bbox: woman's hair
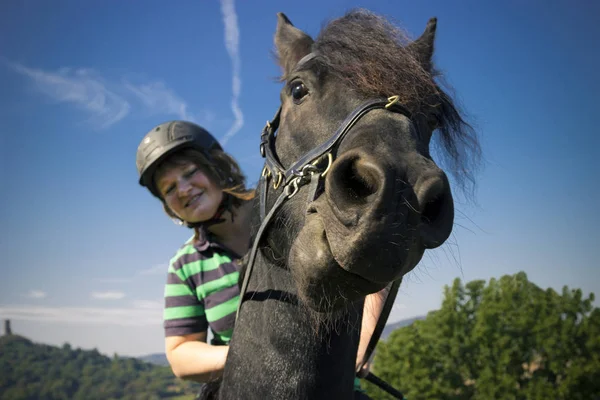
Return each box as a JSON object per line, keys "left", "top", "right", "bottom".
{"left": 153, "top": 147, "right": 256, "bottom": 224}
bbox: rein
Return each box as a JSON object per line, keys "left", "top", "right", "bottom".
{"left": 234, "top": 54, "right": 410, "bottom": 399}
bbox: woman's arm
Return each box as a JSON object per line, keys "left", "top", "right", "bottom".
{"left": 165, "top": 331, "right": 229, "bottom": 382}
{"left": 356, "top": 287, "right": 389, "bottom": 375}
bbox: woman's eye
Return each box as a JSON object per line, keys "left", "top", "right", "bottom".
{"left": 184, "top": 168, "right": 198, "bottom": 178}
{"left": 290, "top": 82, "right": 309, "bottom": 102}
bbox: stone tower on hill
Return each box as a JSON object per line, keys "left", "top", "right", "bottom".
{"left": 3, "top": 319, "right": 12, "bottom": 336}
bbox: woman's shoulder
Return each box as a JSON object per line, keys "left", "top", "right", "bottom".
{"left": 168, "top": 234, "right": 203, "bottom": 268}
{"left": 168, "top": 234, "right": 236, "bottom": 275}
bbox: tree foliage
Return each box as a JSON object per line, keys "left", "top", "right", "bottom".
{"left": 0, "top": 335, "right": 199, "bottom": 399}
{"left": 365, "top": 272, "right": 600, "bottom": 400}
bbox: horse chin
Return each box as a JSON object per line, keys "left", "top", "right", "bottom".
{"left": 288, "top": 213, "right": 387, "bottom": 313}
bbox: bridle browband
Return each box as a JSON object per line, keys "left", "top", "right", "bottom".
{"left": 234, "top": 52, "right": 411, "bottom": 399}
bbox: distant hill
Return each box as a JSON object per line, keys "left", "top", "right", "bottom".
{"left": 0, "top": 334, "right": 199, "bottom": 400}
{"left": 380, "top": 315, "right": 425, "bottom": 340}
{"left": 139, "top": 352, "right": 170, "bottom": 366}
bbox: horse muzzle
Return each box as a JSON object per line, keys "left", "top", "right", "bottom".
{"left": 308, "top": 147, "right": 454, "bottom": 284}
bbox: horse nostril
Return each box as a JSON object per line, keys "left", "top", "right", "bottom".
{"left": 421, "top": 188, "right": 444, "bottom": 225}
{"left": 329, "top": 154, "right": 382, "bottom": 207}
{"left": 416, "top": 174, "right": 454, "bottom": 249}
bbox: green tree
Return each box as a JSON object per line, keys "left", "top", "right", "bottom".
{"left": 365, "top": 272, "right": 600, "bottom": 400}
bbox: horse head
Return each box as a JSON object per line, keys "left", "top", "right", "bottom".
{"left": 257, "top": 10, "right": 478, "bottom": 313}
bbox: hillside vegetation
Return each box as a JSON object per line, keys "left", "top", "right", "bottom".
{"left": 0, "top": 335, "right": 200, "bottom": 400}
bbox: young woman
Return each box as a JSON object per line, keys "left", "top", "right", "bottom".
{"left": 135, "top": 120, "right": 387, "bottom": 388}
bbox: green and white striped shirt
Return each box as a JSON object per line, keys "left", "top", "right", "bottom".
{"left": 163, "top": 232, "right": 241, "bottom": 344}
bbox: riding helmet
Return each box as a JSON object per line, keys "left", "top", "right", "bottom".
{"left": 136, "top": 120, "right": 222, "bottom": 198}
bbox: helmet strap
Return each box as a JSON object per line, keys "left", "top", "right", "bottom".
{"left": 186, "top": 192, "right": 234, "bottom": 229}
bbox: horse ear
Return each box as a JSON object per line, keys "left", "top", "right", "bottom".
{"left": 275, "top": 12, "right": 314, "bottom": 76}
{"left": 408, "top": 17, "right": 437, "bottom": 72}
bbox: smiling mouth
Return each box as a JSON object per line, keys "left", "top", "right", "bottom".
{"left": 185, "top": 192, "right": 204, "bottom": 208}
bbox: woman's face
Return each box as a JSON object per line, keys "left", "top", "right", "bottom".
{"left": 155, "top": 161, "right": 223, "bottom": 223}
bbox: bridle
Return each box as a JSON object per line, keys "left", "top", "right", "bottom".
{"left": 236, "top": 94, "right": 411, "bottom": 316}
{"left": 234, "top": 52, "right": 411, "bottom": 399}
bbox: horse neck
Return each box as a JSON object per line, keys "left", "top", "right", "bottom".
{"left": 219, "top": 251, "right": 363, "bottom": 400}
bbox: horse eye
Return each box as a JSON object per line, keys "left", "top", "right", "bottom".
{"left": 291, "top": 82, "right": 309, "bottom": 102}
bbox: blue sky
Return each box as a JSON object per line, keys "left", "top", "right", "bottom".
{"left": 1, "top": 0, "right": 598, "bottom": 357}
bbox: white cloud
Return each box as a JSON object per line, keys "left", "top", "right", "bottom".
{"left": 137, "top": 264, "right": 167, "bottom": 276}
{"left": 94, "top": 263, "right": 167, "bottom": 286}
{"left": 125, "top": 80, "right": 193, "bottom": 121}
{"left": 95, "top": 278, "right": 132, "bottom": 284}
{"left": 26, "top": 290, "right": 47, "bottom": 299}
{"left": 6, "top": 60, "right": 213, "bottom": 129}
{"left": 91, "top": 291, "right": 125, "bottom": 300}
{"left": 8, "top": 62, "right": 131, "bottom": 129}
{"left": 131, "top": 299, "right": 163, "bottom": 310}
{"left": 219, "top": 0, "right": 244, "bottom": 146}
{"left": 0, "top": 301, "right": 162, "bottom": 327}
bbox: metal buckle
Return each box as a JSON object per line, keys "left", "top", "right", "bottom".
{"left": 311, "top": 153, "right": 332, "bottom": 177}
{"left": 261, "top": 166, "right": 271, "bottom": 178}
{"left": 285, "top": 178, "right": 300, "bottom": 198}
{"left": 301, "top": 164, "right": 319, "bottom": 176}
{"left": 385, "top": 95, "right": 400, "bottom": 109}
{"left": 273, "top": 172, "right": 283, "bottom": 190}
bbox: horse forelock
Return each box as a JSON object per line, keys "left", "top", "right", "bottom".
{"left": 308, "top": 8, "right": 482, "bottom": 199}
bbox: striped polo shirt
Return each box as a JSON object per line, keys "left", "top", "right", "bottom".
{"left": 162, "top": 230, "right": 365, "bottom": 392}
{"left": 163, "top": 230, "right": 241, "bottom": 344}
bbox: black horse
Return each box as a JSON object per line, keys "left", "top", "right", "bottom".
{"left": 206, "top": 9, "right": 481, "bottom": 400}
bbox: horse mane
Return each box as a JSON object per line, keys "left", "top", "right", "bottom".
{"left": 308, "top": 9, "right": 482, "bottom": 199}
